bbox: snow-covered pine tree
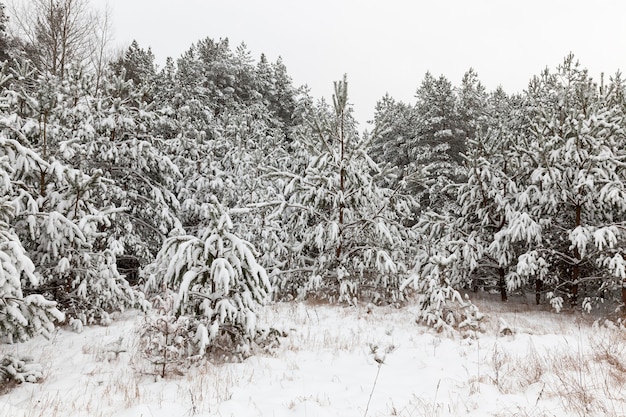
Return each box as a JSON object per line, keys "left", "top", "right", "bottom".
{"left": 62, "top": 69, "right": 182, "bottom": 268}
{"left": 413, "top": 57, "right": 626, "bottom": 315}
{"left": 456, "top": 140, "right": 514, "bottom": 302}
{"left": 370, "top": 71, "right": 484, "bottom": 216}
{"left": 401, "top": 79, "right": 517, "bottom": 331}
{"left": 0, "top": 135, "right": 64, "bottom": 342}
{"left": 0, "top": 63, "right": 147, "bottom": 325}
{"left": 270, "top": 75, "right": 417, "bottom": 304}
{"left": 369, "top": 94, "right": 424, "bottom": 201}
{"left": 411, "top": 72, "right": 466, "bottom": 213}
{"left": 453, "top": 89, "right": 530, "bottom": 302}
{"left": 400, "top": 208, "right": 484, "bottom": 333}
{"left": 267, "top": 56, "right": 301, "bottom": 132}
{"left": 150, "top": 40, "right": 303, "bottom": 297}
{"left": 135, "top": 40, "right": 292, "bottom": 355}
{"left": 144, "top": 197, "right": 272, "bottom": 356}
{"left": 516, "top": 55, "right": 626, "bottom": 310}
{"left": 370, "top": 94, "right": 420, "bottom": 170}
{"left": 110, "top": 40, "right": 156, "bottom": 90}
{"left": 139, "top": 40, "right": 285, "bottom": 339}
{"left": 0, "top": 3, "right": 10, "bottom": 63}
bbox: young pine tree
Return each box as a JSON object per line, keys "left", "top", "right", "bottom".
{"left": 271, "top": 75, "right": 417, "bottom": 304}
{"left": 0, "top": 135, "right": 64, "bottom": 342}
{"left": 144, "top": 197, "right": 272, "bottom": 356}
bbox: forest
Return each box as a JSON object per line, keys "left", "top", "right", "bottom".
{"left": 1, "top": 0, "right": 626, "bottom": 386}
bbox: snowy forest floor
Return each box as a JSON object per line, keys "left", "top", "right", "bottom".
{"left": 3, "top": 295, "right": 626, "bottom": 417}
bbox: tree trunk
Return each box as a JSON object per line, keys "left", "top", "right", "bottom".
{"left": 336, "top": 105, "right": 345, "bottom": 260}
{"left": 39, "top": 112, "right": 48, "bottom": 196}
{"left": 498, "top": 267, "right": 507, "bottom": 302}
{"left": 571, "top": 204, "right": 582, "bottom": 306}
{"left": 535, "top": 278, "right": 542, "bottom": 305}
{"left": 571, "top": 254, "right": 579, "bottom": 305}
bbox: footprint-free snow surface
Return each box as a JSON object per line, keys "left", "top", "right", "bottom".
{"left": 2, "top": 298, "right": 626, "bottom": 416}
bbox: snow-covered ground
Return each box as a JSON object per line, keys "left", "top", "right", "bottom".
{"left": 2, "top": 296, "right": 626, "bottom": 417}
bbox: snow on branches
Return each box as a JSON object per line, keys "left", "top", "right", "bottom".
{"left": 144, "top": 198, "right": 272, "bottom": 356}
{"left": 269, "top": 75, "right": 417, "bottom": 304}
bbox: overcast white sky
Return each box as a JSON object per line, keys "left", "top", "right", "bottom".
{"left": 93, "top": 0, "right": 625, "bottom": 126}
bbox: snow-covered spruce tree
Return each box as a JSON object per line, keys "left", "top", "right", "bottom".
{"left": 270, "top": 75, "right": 417, "bottom": 304}
{"left": 0, "top": 135, "right": 64, "bottom": 342}
{"left": 514, "top": 55, "right": 626, "bottom": 310}
{"left": 143, "top": 197, "right": 272, "bottom": 357}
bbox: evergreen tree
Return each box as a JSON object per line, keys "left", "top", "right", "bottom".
{"left": 0, "top": 134, "right": 64, "bottom": 341}
{"left": 269, "top": 57, "right": 300, "bottom": 130}
{"left": 0, "top": 63, "right": 152, "bottom": 323}
{"left": 516, "top": 55, "right": 626, "bottom": 309}
{"left": 400, "top": 211, "right": 484, "bottom": 333}
{"left": 144, "top": 197, "right": 272, "bottom": 355}
{"left": 271, "top": 75, "right": 416, "bottom": 303}
{"left": 110, "top": 40, "right": 156, "bottom": 88}
{"left": 412, "top": 72, "right": 466, "bottom": 212}
{"left": 427, "top": 56, "right": 626, "bottom": 313}
{"left": 455, "top": 111, "right": 526, "bottom": 302}
{"left": 0, "top": 2, "right": 10, "bottom": 63}
{"left": 370, "top": 94, "right": 420, "bottom": 171}
{"left": 457, "top": 68, "right": 489, "bottom": 143}
{"left": 62, "top": 70, "right": 182, "bottom": 269}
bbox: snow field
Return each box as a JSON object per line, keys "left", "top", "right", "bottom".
{"left": 2, "top": 298, "right": 626, "bottom": 416}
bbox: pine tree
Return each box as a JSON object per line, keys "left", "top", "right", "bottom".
{"left": 271, "top": 75, "right": 416, "bottom": 304}
{"left": 370, "top": 94, "right": 420, "bottom": 171}
{"left": 457, "top": 68, "right": 489, "bottom": 143}
{"left": 0, "top": 2, "right": 10, "bottom": 63}
{"left": 0, "top": 135, "right": 64, "bottom": 341}
{"left": 456, "top": 114, "right": 526, "bottom": 302}
{"left": 400, "top": 208, "right": 484, "bottom": 333}
{"left": 74, "top": 70, "right": 181, "bottom": 265}
{"left": 110, "top": 40, "right": 156, "bottom": 88}
{"left": 0, "top": 63, "right": 149, "bottom": 324}
{"left": 437, "top": 56, "right": 626, "bottom": 312}
{"left": 412, "top": 72, "right": 466, "bottom": 213}
{"left": 516, "top": 55, "right": 626, "bottom": 309}
{"left": 144, "top": 197, "right": 272, "bottom": 355}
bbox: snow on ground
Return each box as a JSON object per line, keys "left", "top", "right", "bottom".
{"left": 2, "top": 296, "right": 626, "bottom": 417}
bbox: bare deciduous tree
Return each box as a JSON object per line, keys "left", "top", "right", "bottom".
{"left": 87, "top": 2, "right": 113, "bottom": 94}
{"left": 8, "top": 0, "right": 110, "bottom": 79}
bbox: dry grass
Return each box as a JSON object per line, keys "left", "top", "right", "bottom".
{"left": 386, "top": 394, "right": 444, "bottom": 417}
{"left": 462, "top": 295, "right": 626, "bottom": 417}
{"left": 5, "top": 299, "right": 626, "bottom": 417}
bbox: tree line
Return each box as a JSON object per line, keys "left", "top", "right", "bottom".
{"left": 0, "top": 0, "right": 625, "bottom": 353}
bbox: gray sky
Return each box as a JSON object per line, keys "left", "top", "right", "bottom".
{"left": 94, "top": 0, "right": 625, "bottom": 126}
